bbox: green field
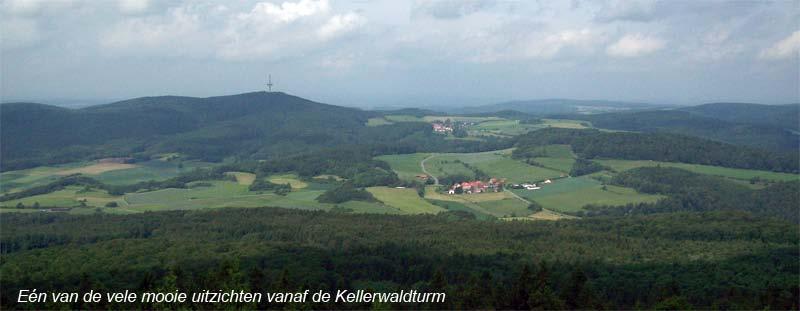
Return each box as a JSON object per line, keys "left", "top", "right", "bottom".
{"left": 0, "top": 186, "right": 122, "bottom": 208}
{"left": 425, "top": 158, "right": 477, "bottom": 178}
{"left": 534, "top": 144, "right": 575, "bottom": 158}
{"left": 435, "top": 150, "right": 564, "bottom": 183}
{"left": 375, "top": 153, "right": 431, "bottom": 181}
{"left": 476, "top": 198, "right": 532, "bottom": 218}
{"left": 379, "top": 151, "right": 564, "bottom": 184}
{"left": 596, "top": 159, "right": 800, "bottom": 182}
{"left": 0, "top": 162, "right": 90, "bottom": 194}
{"left": 540, "top": 119, "right": 591, "bottom": 129}
{"left": 267, "top": 173, "right": 308, "bottom": 189}
{"left": 422, "top": 116, "right": 503, "bottom": 123}
{"left": 424, "top": 185, "right": 530, "bottom": 218}
{"left": 533, "top": 157, "right": 575, "bottom": 173}
{"left": 94, "top": 160, "right": 212, "bottom": 185}
{"left": 366, "top": 117, "right": 393, "bottom": 126}
{"left": 512, "top": 176, "right": 663, "bottom": 213}
{"left": 228, "top": 172, "right": 256, "bottom": 185}
{"left": 367, "top": 187, "right": 444, "bottom": 214}
{"left": 384, "top": 115, "right": 425, "bottom": 122}
{"left": 471, "top": 120, "right": 541, "bottom": 136}
{"left": 0, "top": 159, "right": 214, "bottom": 195}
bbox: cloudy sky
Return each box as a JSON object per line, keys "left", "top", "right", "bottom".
{"left": 1, "top": 0, "right": 798, "bottom": 108}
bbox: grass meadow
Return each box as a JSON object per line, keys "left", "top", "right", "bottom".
{"left": 596, "top": 159, "right": 799, "bottom": 182}
{"left": 512, "top": 176, "right": 663, "bottom": 213}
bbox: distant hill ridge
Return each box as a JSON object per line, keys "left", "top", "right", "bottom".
{"left": 680, "top": 102, "right": 799, "bottom": 131}
{"left": 1, "top": 91, "right": 376, "bottom": 170}
{"left": 462, "top": 98, "right": 657, "bottom": 115}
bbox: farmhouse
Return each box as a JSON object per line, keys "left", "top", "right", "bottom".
{"left": 432, "top": 123, "right": 452, "bottom": 133}
{"left": 448, "top": 178, "right": 504, "bottom": 194}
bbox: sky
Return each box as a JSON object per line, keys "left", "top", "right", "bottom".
{"left": 1, "top": 0, "right": 798, "bottom": 108}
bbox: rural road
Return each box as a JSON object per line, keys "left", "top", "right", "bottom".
{"left": 420, "top": 154, "right": 439, "bottom": 185}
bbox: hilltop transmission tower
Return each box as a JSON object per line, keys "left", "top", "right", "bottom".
{"left": 266, "top": 75, "right": 274, "bottom": 92}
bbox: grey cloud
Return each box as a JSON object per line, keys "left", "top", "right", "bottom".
{"left": 411, "top": 0, "right": 496, "bottom": 19}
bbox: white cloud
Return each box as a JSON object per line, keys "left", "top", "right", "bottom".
{"left": 98, "top": 0, "right": 365, "bottom": 60}
{"left": 525, "top": 28, "right": 603, "bottom": 59}
{"left": 759, "top": 30, "right": 800, "bottom": 60}
{"left": 250, "top": 0, "right": 330, "bottom": 23}
{"left": 317, "top": 12, "right": 366, "bottom": 40}
{"left": 100, "top": 6, "right": 204, "bottom": 55}
{"left": 118, "top": 0, "right": 150, "bottom": 14}
{"left": 606, "top": 33, "right": 664, "bottom": 57}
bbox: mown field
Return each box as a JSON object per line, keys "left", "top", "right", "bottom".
{"left": 470, "top": 119, "right": 591, "bottom": 137}
{"left": 374, "top": 153, "right": 431, "bottom": 181}
{"left": 512, "top": 176, "right": 663, "bottom": 213}
{"left": 366, "top": 187, "right": 444, "bottom": 214}
{"left": 0, "top": 159, "right": 214, "bottom": 194}
{"left": 433, "top": 150, "right": 565, "bottom": 183}
{"left": 596, "top": 159, "right": 800, "bottom": 182}
{"left": 380, "top": 150, "right": 565, "bottom": 184}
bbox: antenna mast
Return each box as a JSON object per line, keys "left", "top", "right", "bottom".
{"left": 267, "top": 75, "right": 274, "bottom": 92}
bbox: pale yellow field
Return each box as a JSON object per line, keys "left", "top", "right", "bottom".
{"left": 425, "top": 189, "right": 512, "bottom": 203}
{"left": 56, "top": 163, "right": 137, "bottom": 175}
{"left": 502, "top": 210, "right": 576, "bottom": 221}
{"left": 227, "top": 172, "right": 256, "bottom": 186}
{"left": 268, "top": 174, "right": 308, "bottom": 189}
{"left": 314, "top": 174, "right": 345, "bottom": 181}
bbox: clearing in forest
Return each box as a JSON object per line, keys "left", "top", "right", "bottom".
{"left": 267, "top": 174, "right": 308, "bottom": 189}
{"left": 227, "top": 172, "right": 256, "bottom": 186}
{"left": 56, "top": 163, "right": 137, "bottom": 175}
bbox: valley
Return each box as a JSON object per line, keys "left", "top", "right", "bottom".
{"left": 1, "top": 92, "right": 798, "bottom": 310}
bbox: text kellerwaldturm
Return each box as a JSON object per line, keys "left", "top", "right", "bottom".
{"left": 18, "top": 289, "right": 446, "bottom": 304}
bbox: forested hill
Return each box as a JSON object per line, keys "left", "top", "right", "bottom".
{"left": 680, "top": 102, "right": 799, "bottom": 131}
{"left": 575, "top": 110, "right": 799, "bottom": 151}
{"left": 462, "top": 99, "right": 655, "bottom": 115}
{"left": 0, "top": 92, "right": 376, "bottom": 170}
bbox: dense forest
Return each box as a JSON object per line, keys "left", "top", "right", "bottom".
{"left": 579, "top": 167, "right": 800, "bottom": 222}
{"left": 571, "top": 110, "right": 799, "bottom": 152}
{"left": 1, "top": 208, "right": 797, "bottom": 310}
{"left": 513, "top": 128, "right": 799, "bottom": 173}
{"left": 680, "top": 102, "right": 799, "bottom": 131}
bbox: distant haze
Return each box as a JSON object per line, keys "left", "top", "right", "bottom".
{"left": 1, "top": 0, "right": 798, "bottom": 108}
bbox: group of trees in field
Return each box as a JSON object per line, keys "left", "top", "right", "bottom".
{"left": 1, "top": 208, "right": 797, "bottom": 310}
{"left": 316, "top": 183, "right": 377, "bottom": 204}
{"left": 513, "top": 128, "right": 799, "bottom": 173}
{"left": 569, "top": 158, "right": 606, "bottom": 176}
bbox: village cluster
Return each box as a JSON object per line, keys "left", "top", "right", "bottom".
{"left": 446, "top": 178, "right": 553, "bottom": 195}
{"left": 431, "top": 120, "right": 476, "bottom": 134}
{"left": 447, "top": 178, "right": 504, "bottom": 194}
